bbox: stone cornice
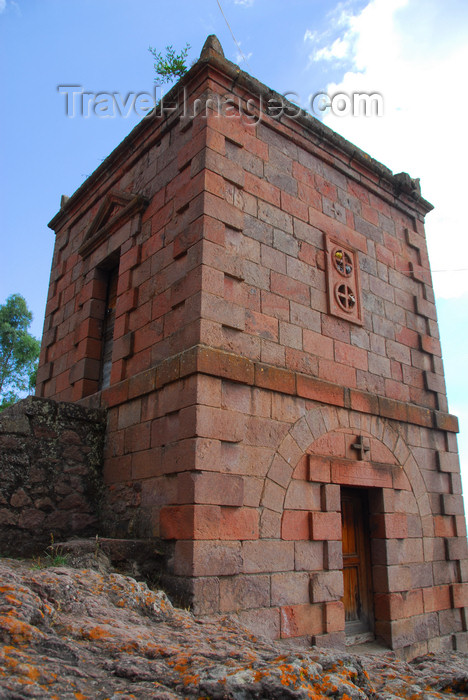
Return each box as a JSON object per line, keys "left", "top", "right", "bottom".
{"left": 85, "top": 344, "right": 458, "bottom": 434}
{"left": 49, "top": 36, "right": 432, "bottom": 234}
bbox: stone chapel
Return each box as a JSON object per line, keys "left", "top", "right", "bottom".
{"left": 36, "top": 36, "right": 468, "bottom": 657}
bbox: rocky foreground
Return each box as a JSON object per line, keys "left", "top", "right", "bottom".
{"left": 0, "top": 558, "right": 468, "bottom": 699}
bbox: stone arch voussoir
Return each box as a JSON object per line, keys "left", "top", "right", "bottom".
{"left": 260, "top": 403, "right": 432, "bottom": 528}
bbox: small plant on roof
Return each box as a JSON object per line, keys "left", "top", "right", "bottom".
{"left": 149, "top": 43, "right": 191, "bottom": 84}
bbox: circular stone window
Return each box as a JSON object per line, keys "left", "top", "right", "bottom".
{"left": 333, "top": 248, "right": 353, "bottom": 277}
{"left": 335, "top": 283, "right": 356, "bottom": 312}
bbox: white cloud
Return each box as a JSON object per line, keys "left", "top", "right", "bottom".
{"left": 0, "top": 0, "right": 7, "bottom": 13}
{"left": 308, "top": 0, "right": 468, "bottom": 299}
{"left": 304, "top": 29, "right": 317, "bottom": 42}
{"left": 232, "top": 39, "right": 252, "bottom": 66}
{"left": 314, "top": 36, "right": 351, "bottom": 62}
{"left": 451, "top": 403, "right": 468, "bottom": 510}
{"left": 236, "top": 49, "right": 253, "bottom": 64}
{"left": 233, "top": 0, "right": 254, "bottom": 6}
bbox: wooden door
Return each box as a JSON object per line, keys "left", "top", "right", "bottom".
{"left": 341, "top": 488, "right": 373, "bottom": 636}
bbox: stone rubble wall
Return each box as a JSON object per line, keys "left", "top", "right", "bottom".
{"left": 0, "top": 396, "right": 106, "bottom": 556}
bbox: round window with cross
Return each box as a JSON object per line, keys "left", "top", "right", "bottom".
{"left": 335, "top": 283, "right": 356, "bottom": 313}
{"left": 333, "top": 248, "right": 353, "bottom": 277}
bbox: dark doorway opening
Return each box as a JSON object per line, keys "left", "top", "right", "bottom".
{"left": 98, "top": 266, "right": 118, "bottom": 391}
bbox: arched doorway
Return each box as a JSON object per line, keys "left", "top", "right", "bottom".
{"left": 260, "top": 405, "right": 432, "bottom": 649}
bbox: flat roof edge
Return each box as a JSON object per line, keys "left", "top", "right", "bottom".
{"left": 49, "top": 38, "right": 433, "bottom": 231}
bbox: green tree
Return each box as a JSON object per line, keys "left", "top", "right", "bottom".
{"left": 148, "top": 43, "right": 191, "bottom": 84}
{"left": 0, "top": 294, "right": 41, "bottom": 411}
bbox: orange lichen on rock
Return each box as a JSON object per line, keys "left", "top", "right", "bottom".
{"left": 253, "top": 669, "right": 268, "bottom": 682}
{"left": 182, "top": 673, "right": 200, "bottom": 686}
{"left": 80, "top": 625, "right": 112, "bottom": 641}
{"left": 14, "top": 663, "right": 41, "bottom": 682}
{"left": 279, "top": 663, "right": 298, "bottom": 687}
{"left": 1, "top": 558, "right": 468, "bottom": 698}
{"left": 0, "top": 615, "right": 43, "bottom": 644}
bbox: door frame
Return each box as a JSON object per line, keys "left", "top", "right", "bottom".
{"left": 341, "top": 487, "right": 374, "bottom": 640}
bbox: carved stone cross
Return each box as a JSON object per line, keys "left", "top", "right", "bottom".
{"left": 351, "top": 435, "right": 370, "bottom": 461}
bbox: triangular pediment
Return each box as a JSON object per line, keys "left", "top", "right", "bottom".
{"left": 79, "top": 191, "right": 148, "bottom": 257}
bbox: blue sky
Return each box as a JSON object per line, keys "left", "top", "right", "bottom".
{"left": 1, "top": 0, "right": 467, "bottom": 500}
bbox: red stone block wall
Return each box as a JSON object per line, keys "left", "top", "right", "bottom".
{"left": 154, "top": 372, "right": 466, "bottom": 654}
{"left": 36, "top": 41, "right": 468, "bottom": 659}
{"left": 38, "top": 110, "right": 209, "bottom": 403}
{"left": 191, "top": 96, "right": 446, "bottom": 414}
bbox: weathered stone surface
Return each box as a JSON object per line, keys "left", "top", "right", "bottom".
{"left": 0, "top": 396, "right": 106, "bottom": 556}
{"left": 1, "top": 558, "right": 468, "bottom": 699}
{"left": 49, "top": 537, "right": 167, "bottom": 580}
